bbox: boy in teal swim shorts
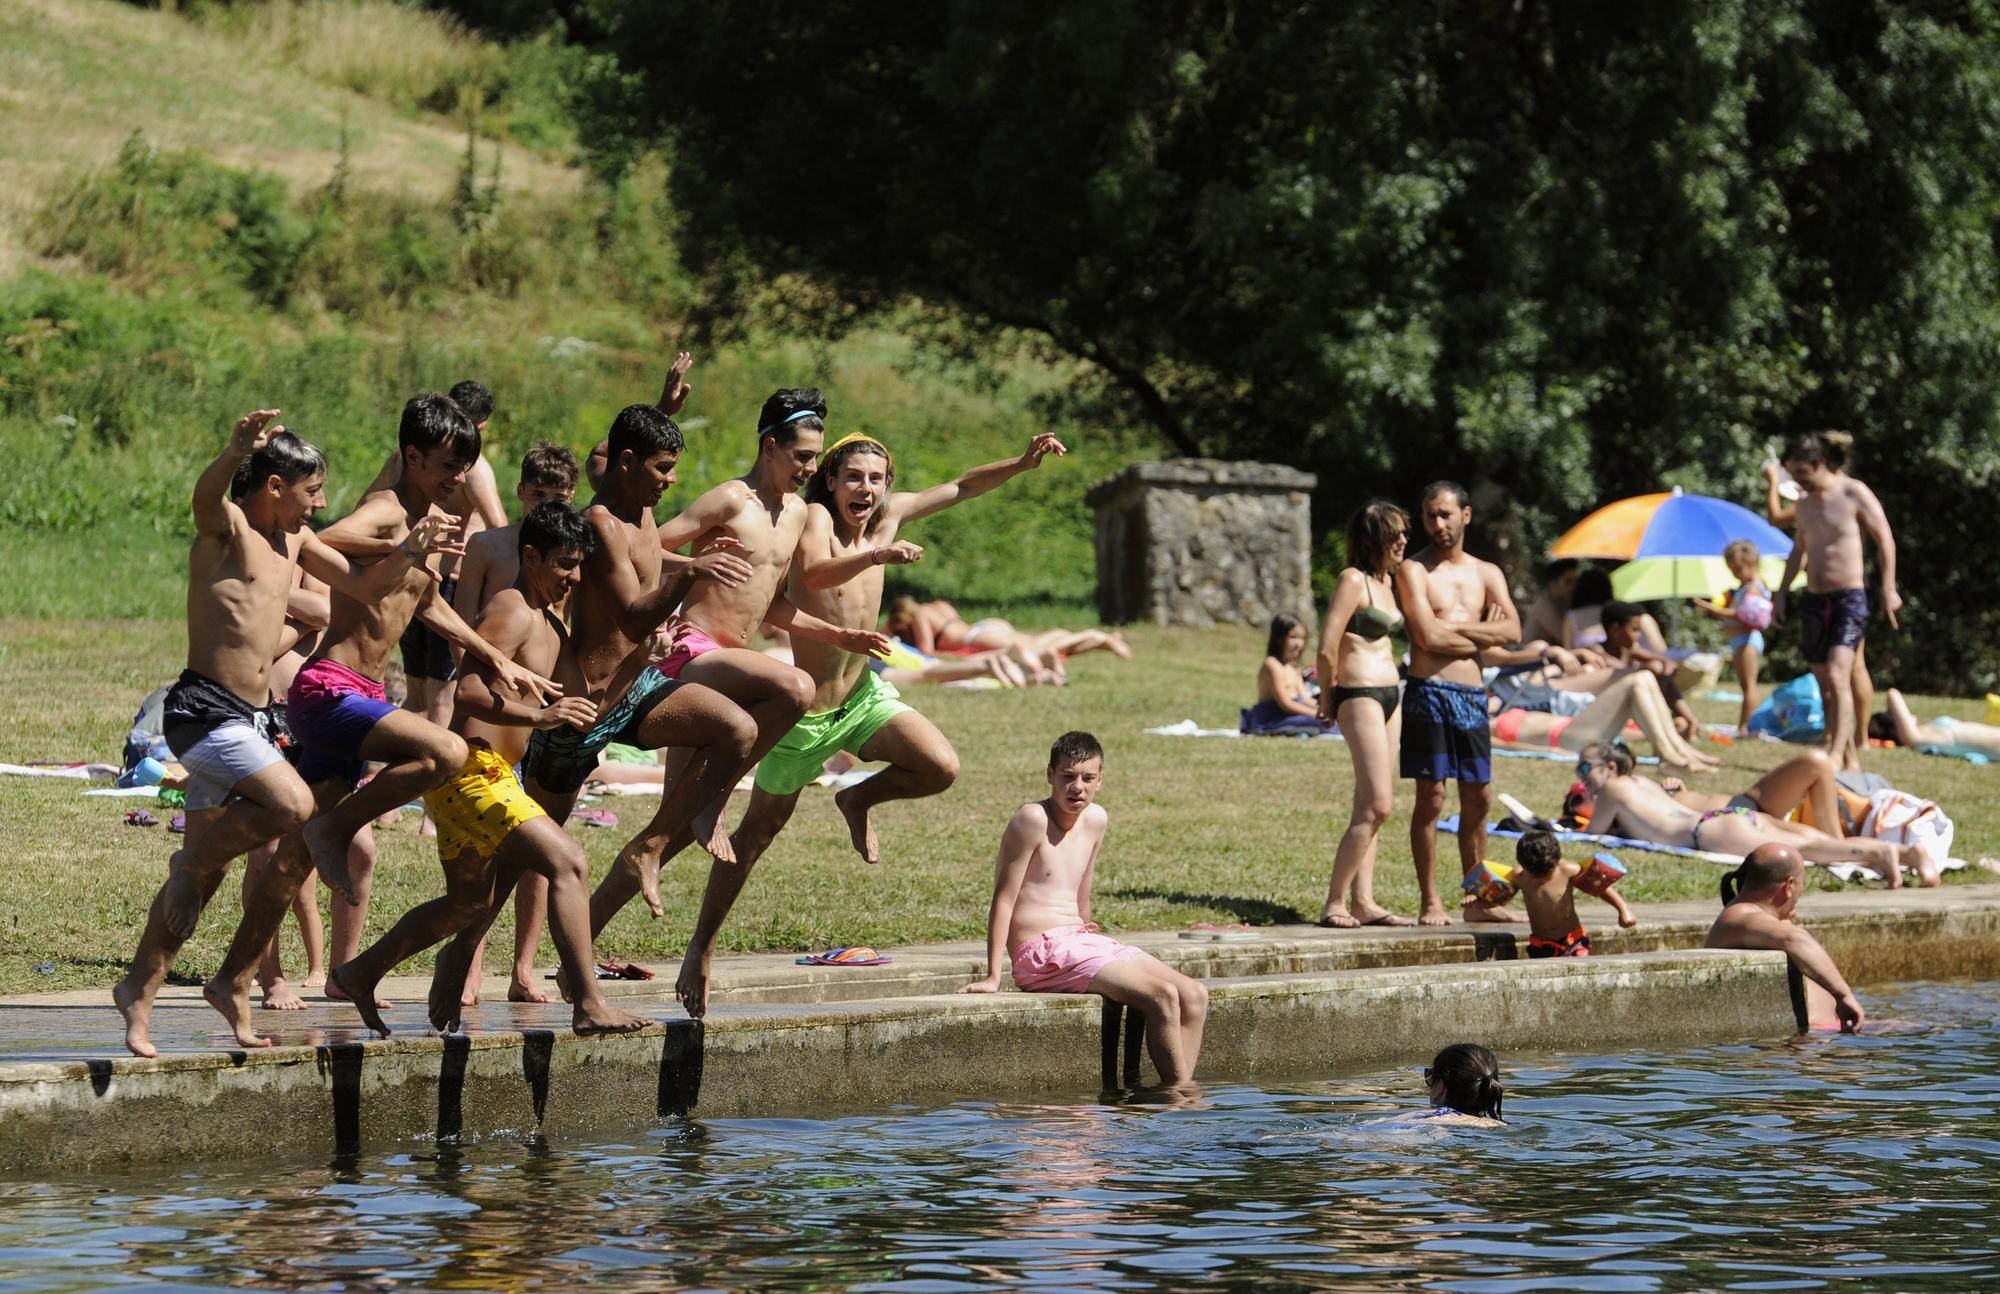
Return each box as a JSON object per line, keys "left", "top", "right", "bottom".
{"left": 670, "top": 426, "right": 1070, "bottom": 1018}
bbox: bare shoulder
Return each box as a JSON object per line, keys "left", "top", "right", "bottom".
{"left": 1013, "top": 800, "right": 1051, "bottom": 831}
{"left": 467, "top": 525, "right": 511, "bottom": 558}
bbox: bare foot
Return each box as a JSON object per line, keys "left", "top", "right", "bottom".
{"left": 1357, "top": 906, "right": 1416, "bottom": 927}
{"left": 161, "top": 851, "right": 205, "bottom": 940}
{"left": 675, "top": 951, "right": 711, "bottom": 1021}
{"left": 1317, "top": 908, "right": 1360, "bottom": 929}
{"left": 508, "top": 977, "right": 551, "bottom": 1005}
{"left": 460, "top": 981, "right": 481, "bottom": 1008}
{"left": 552, "top": 963, "right": 577, "bottom": 1004}
{"left": 614, "top": 838, "right": 667, "bottom": 918}
{"left": 305, "top": 817, "right": 359, "bottom": 905}
{"left": 302, "top": 972, "right": 327, "bottom": 989}
{"left": 1462, "top": 901, "right": 1525, "bottom": 924}
{"left": 202, "top": 976, "right": 273, "bottom": 1049}
{"left": 1107, "top": 632, "right": 1134, "bottom": 661}
{"left": 323, "top": 971, "right": 392, "bottom": 1011}
{"left": 328, "top": 965, "right": 391, "bottom": 1037}
{"left": 574, "top": 1001, "right": 651, "bottom": 1035}
{"left": 834, "top": 785, "right": 881, "bottom": 864}
{"left": 417, "top": 814, "right": 437, "bottom": 839}
{"left": 693, "top": 797, "right": 737, "bottom": 865}
{"left": 261, "top": 978, "right": 308, "bottom": 1011}
{"left": 1906, "top": 847, "right": 1942, "bottom": 888}
{"left": 1418, "top": 904, "right": 1453, "bottom": 928}
{"left": 113, "top": 979, "right": 158, "bottom": 1059}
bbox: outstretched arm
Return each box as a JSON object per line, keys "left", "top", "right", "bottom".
{"left": 795, "top": 504, "right": 924, "bottom": 591}
{"left": 450, "top": 600, "right": 597, "bottom": 732}
{"left": 193, "top": 409, "right": 282, "bottom": 541}
{"left": 892, "top": 433, "right": 1067, "bottom": 526}
{"left": 765, "top": 592, "right": 891, "bottom": 658}
{"left": 960, "top": 807, "right": 1040, "bottom": 992}
{"left": 1722, "top": 915, "right": 1862, "bottom": 1031}
{"left": 415, "top": 583, "right": 559, "bottom": 704}
{"left": 296, "top": 514, "right": 459, "bottom": 603}
{"left": 590, "top": 352, "right": 695, "bottom": 490}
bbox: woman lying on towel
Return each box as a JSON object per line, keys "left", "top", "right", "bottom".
{"left": 1489, "top": 669, "right": 1719, "bottom": 773}
{"left": 883, "top": 597, "right": 1132, "bottom": 681}
{"left": 1871, "top": 689, "right": 2000, "bottom": 760}
{"left": 1244, "top": 613, "right": 1334, "bottom": 735}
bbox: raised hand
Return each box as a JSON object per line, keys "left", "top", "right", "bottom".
{"left": 405, "top": 513, "right": 467, "bottom": 560}
{"left": 496, "top": 660, "right": 561, "bottom": 706}
{"left": 229, "top": 408, "right": 283, "bottom": 457}
{"left": 1021, "top": 432, "right": 1068, "bottom": 467}
{"left": 659, "top": 350, "right": 696, "bottom": 415}
{"left": 836, "top": 627, "right": 893, "bottom": 660}
{"left": 537, "top": 696, "right": 598, "bottom": 731}
{"left": 874, "top": 541, "right": 923, "bottom": 566}
{"left": 690, "top": 534, "right": 753, "bottom": 586}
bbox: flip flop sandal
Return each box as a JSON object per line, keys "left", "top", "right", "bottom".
{"left": 123, "top": 809, "right": 160, "bottom": 828}
{"left": 595, "top": 957, "right": 655, "bottom": 981}
{"left": 576, "top": 808, "right": 620, "bottom": 828}
{"left": 169, "top": 812, "right": 187, "bottom": 834}
{"left": 794, "top": 947, "right": 894, "bottom": 966}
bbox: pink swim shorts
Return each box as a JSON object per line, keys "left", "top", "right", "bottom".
{"left": 657, "top": 624, "right": 723, "bottom": 679}
{"left": 1009, "top": 923, "right": 1144, "bottom": 994}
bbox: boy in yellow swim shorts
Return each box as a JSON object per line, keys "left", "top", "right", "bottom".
{"left": 671, "top": 427, "right": 1070, "bottom": 1020}
{"left": 329, "top": 504, "right": 651, "bottom": 1040}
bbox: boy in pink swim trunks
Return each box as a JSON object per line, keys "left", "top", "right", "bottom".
{"left": 960, "top": 731, "right": 1209, "bottom": 1085}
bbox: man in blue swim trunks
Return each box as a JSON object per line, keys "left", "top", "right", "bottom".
{"left": 1398, "top": 480, "right": 1522, "bottom": 927}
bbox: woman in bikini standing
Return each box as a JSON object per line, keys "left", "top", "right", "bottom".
{"left": 1315, "top": 500, "right": 1415, "bottom": 927}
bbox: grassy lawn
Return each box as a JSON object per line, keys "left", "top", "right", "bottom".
{"left": 2, "top": 617, "right": 1993, "bottom": 995}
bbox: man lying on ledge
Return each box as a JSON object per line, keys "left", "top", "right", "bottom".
{"left": 1706, "top": 843, "right": 1863, "bottom": 1033}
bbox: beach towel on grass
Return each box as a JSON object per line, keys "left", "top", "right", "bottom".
{"left": 1142, "top": 722, "right": 1657, "bottom": 764}
{"left": 1438, "top": 814, "right": 1739, "bottom": 863}
{"left": 3, "top": 762, "right": 120, "bottom": 780}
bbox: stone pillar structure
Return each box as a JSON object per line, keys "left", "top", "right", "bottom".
{"left": 1084, "top": 459, "right": 1317, "bottom": 627}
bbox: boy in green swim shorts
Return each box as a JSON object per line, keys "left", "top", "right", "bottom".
{"left": 671, "top": 427, "right": 1070, "bottom": 1018}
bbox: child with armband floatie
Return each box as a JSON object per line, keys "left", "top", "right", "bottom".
{"left": 1504, "top": 830, "right": 1637, "bottom": 957}
{"left": 1693, "top": 539, "right": 1771, "bottom": 735}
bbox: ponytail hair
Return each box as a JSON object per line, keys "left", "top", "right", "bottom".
{"left": 1720, "top": 866, "right": 1743, "bottom": 906}
{"left": 1428, "top": 1042, "right": 1505, "bottom": 1121}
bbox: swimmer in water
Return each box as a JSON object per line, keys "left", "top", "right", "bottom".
{"left": 1417, "top": 1042, "right": 1506, "bottom": 1124}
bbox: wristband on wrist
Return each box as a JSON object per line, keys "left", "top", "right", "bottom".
{"left": 399, "top": 538, "right": 419, "bottom": 560}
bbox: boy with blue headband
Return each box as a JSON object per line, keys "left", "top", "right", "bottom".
{"left": 670, "top": 426, "right": 1067, "bottom": 1018}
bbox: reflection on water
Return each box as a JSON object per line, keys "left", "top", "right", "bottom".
{"left": 5, "top": 980, "right": 1999, "bottom": 1291}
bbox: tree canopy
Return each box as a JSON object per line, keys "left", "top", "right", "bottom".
{"left": 583, "top": 0, "right": 2000, "bottom": 691}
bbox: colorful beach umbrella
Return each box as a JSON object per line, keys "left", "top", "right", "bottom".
{"left": 1550, "top": 488, "right": 1793, "bottom": 565}
{"left": 1609, "top": 554, "right": 1799, "bottom": 602}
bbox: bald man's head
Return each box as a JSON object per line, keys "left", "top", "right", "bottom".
{"left": 1721, "top": 843, "right": 1804, "bottom": 906}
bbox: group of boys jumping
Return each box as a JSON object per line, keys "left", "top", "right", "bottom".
{"left": 112, "top": 357, "right": 1093, "bottom": 1059}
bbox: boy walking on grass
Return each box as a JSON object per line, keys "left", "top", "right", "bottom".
{"left": 960, "top": 731, "right": 1209, "bottom": 1086}
{"left": 1512, "top": 830, "right": 1636, "bottom": 958}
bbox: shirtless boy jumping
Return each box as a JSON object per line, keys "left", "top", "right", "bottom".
{"left": 960, "top": 731, "right": 1209, "bottom": 1086}
{"left": 672, "top": 429, "right": 1067, "bottom": 1016}
{"left": 113, "top": 411, "right": 453, "bottom": 1056}
{"left": 1774, "top": 431, "right": 1899, "bottom": 772}
{"left": 1397, "top": 481, "right": 1522, "bottom": 925}
{"left": 330, "top": 503, "right": 648, "bottom": 1040}
{"left": 584, "top": 388, "right": 889, "bottom": 939}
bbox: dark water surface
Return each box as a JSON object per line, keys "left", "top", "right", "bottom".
{"left": 4, "top": 979, "right": 1998, "bottom": 1292}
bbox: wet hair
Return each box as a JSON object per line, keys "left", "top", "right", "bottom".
{"left": 1542, "top": 557, "right": 1580, "bottom": 584}
{"left": 1720, "top": 845, "right": 1801, "bottom": 905}
{"left": 230, "top": 430, "right": 327, "bottom": 499}
{"left": 1048, "top": 730, "right": 1104, "bottom": 771}
{"left": 1570, "top": 568, "right": 1613, "bottom": 610}
{"left": 805, "top": 437, "right": 895, "bottom": 537}
{"left": 517, "top": 500, "right": 596, "bottom": 557}
{"left": 1722, "top": 539, "right": 1759, "bottom": 570}
{"left": 1601, "top": 600, "right": 1643, "bottom": 630}
{"left": 1265, "top": 612, "right": 1306, "bottom": 660}
{"left": 1515, "top": 830, "right": 1561, "bottom": 877}
{"left": 1782, "top": 430, "right": 1853, "bottom": 473}
{"left": 1581, "top": 739, "right": 1636, "bottom": 776}
{"left": 399, "top": 393, "right": 481, "bottom": 465}
{"left": 448, "top": 379, "right": 494, "bottom": 425}
{"left": 1346, "top": 499, "right": 1409, "bottom": 577}
{"left": 519, "top": 441, "right": 579, "bottom": 492}
{"left": 1421, "top": 479, "right": 1469, "bottom": 510}
{"left": 606, "top": 404, "right": 683, "bottom": 467}
{"left": 757, "top": 388, "right": 828, "bottom": 446}
{"left": 1428, "top": 1042, "right": 1505, "bottom": 1121}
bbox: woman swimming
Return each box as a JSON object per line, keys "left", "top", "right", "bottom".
{"left": 1316, "top": 500, "right": 1412, "bottom": 927}
{"left": 1418, "top": 1042, "right": 1506, "bottom": 1123}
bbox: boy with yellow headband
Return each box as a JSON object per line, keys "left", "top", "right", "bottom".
{"left": 671, "top": 427, "right": 1067, "bottom": 1017}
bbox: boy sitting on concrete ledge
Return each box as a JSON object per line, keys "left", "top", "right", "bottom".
{"left": 960, "top": 730, "right": 1209, "bottom": 1084}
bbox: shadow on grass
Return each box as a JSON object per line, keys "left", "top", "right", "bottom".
{"left": 1102, "top": 888, "right": 1306, "bottom": 926}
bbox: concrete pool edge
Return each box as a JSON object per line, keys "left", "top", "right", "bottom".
{"left": 4, "top": 949, "right": 1795, "bottom": 1170}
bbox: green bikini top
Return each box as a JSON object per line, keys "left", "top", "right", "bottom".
{"left": 1350, "top": 576, "right": 1404, "bottom": 641}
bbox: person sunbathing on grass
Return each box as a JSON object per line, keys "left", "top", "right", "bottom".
{"left": 1488, "top": 668, "right": 1719, "bottom": 773}
{"left": 1706, "top": 843, "right": 1863, "bottom": 1032}
{"left": 112, "top": 411, "right": 456, "bottom": 1058}
{"left": 884, "top": 597, "right": 1133, "bottom": 682}
{"left": 1870, "top": 689, "right": 2000, "bottom": 761}
{"left": 329, "top": 503, "right": 648, "bottom": 1039}
{"left": 1577, "top": 741, "right": 1937, "bottom": 886}
{"left": 672, "top": 429, "right": 1067, "bottom": 1018}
